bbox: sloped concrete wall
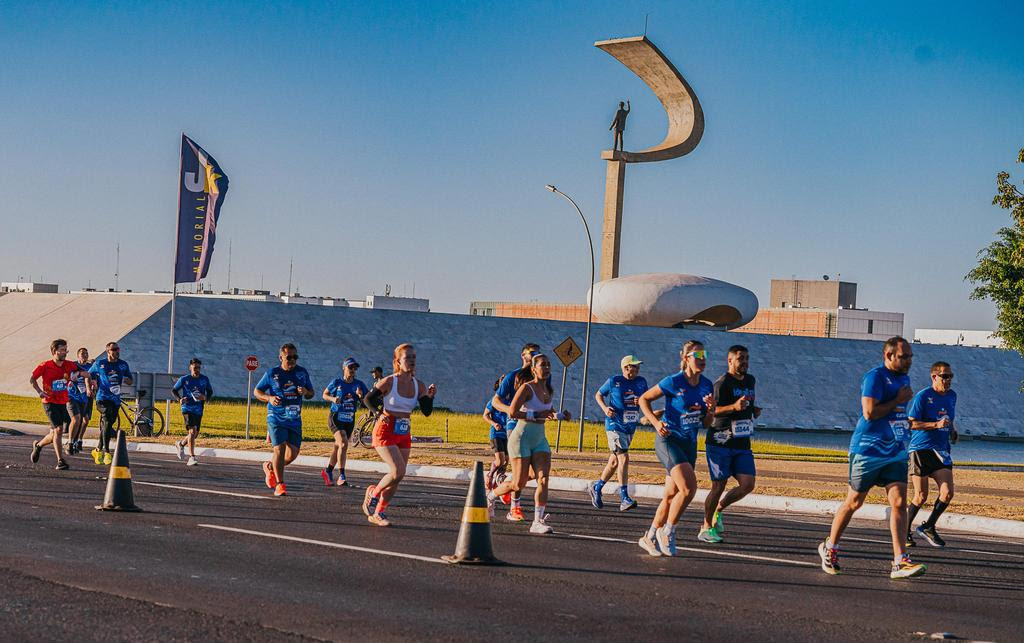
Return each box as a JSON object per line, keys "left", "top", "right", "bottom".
{"left": 0, "top": 293, "right": 170, "bottom": 396}
{"left": 113, "top": 296, "right": 1024, "bottom": 438}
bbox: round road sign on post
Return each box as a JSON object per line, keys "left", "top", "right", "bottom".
{"left": 245, "top": 355, "right": 260, "bottom": 371}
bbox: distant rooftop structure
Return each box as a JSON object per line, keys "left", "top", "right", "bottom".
{"left": 770, "top": 278, "right": 857, "bottom": 309}
{"left": 915, "top": 328, "right": 1003, "bottom": 349}
{"left": 1, "top": 282, "right": 58, "bottom": 294}
{"left": 68, "top": 287, "right": 428, "bottom": 312}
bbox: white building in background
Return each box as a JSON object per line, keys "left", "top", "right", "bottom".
{"left": 836, "top": 309, "right": 904, "bottom": 341}
{"left": 1, "top": 282, "right": 58, "bottom": 293}
{"left": 914, "top": 328, "right": 1003, "bottom": 348}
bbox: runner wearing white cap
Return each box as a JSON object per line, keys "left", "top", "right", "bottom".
{"left": 588, "top": 355, "right": 647, "bottom": 511}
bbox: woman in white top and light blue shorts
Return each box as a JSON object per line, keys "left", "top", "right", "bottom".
{"left": 487, "top": 354, "right": 570, "bottom": 534}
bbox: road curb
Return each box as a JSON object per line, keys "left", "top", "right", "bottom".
{"left": 90, "top": 439, "right": 1024, "bottom": 538}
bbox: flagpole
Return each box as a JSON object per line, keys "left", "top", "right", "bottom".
{"left": 167, "top": 134, "right": 185, "bottom": 426}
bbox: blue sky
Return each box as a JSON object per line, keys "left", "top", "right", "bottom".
{"left": 1, "top": 1, "right": 1022, "bottom": 334}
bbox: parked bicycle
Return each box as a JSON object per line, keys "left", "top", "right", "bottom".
{"left": 350, "top": 410, "right": 376, "bottom": 448}
{"left": 113, "top": 389, "right": 165, "bottom": 437}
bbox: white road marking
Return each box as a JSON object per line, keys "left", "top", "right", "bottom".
{"left": 134, "top": 481, "right": 274, "bottom": 500}
{"left": 558, "top": 532, "right": 817, "bottom": 567}
{"left": 199, "top": 524, "right": 446, "bottom": 564}
{"left": 954, "top": 548, "right": 1024, "bottom": 559}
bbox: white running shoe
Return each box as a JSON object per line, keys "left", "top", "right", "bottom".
{"left": 638, "top": 534, "right": 662, "bottom": 556}
{"left": 529, "top": 516, "right": 553, "bottom": 535}
{"left": 656, "top": 527, "right": 677, "bottom": 556}
{"left": 186, "top": 456, "right": 198, "bottom": 466}
{"left": 176, "top": 442, "right": 185, "bottom": 461}
{"left": 486, "top": 492, "right": 496, "bottom": 518}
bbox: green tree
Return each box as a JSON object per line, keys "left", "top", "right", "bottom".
{"left": 966, "top": 147, "right": 1024, "bottom": 353}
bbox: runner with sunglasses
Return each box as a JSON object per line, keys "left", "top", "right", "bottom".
{"left": 637, "top": 340, "right": 715, "bottom": 556}
{"left": 254, "top": 343, "right": 314, "bottom": 496}
{"left": 905, "top": 362, "right": 957, "bottom": 548}
{"left": 321, "top": 357, "right": 369, "bottom": 486}
{"left": 88, "top": 342, "right": 133, "bottom": 465}
{"left": 361, "top": 343, "right": 437, "bottom": 526}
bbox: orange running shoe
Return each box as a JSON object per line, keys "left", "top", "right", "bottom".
{"left": 263, "top": 461, "right": 277, "bottom": 489}
{"left": 274, "top": 483, "right": 287, "bottom": 497}
{"left": 500, "top": 492, "right": 512, "bottom": 505}
{"left": 506, "top": 506, "right": 525, "bottom": 522}
{"left": 368, "top": 512, "right": 390, "bottom": 527}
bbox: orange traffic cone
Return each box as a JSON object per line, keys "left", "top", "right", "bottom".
{"left": 95, "top": 430, "right": 141, "bottom": 512}
{"left": 443, "top": 461, "right": 503, "bottom": 565}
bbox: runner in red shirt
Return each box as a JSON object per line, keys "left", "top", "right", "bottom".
{"left": 29, "top": 339, "right": 82, "bottom": 470}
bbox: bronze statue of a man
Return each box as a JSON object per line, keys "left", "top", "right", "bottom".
{"left": 609, "top": 100, "right": 630, "bottom": 152}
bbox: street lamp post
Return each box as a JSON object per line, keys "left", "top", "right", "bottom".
{"left": 545, "top": 184, "right": 594, "bottom": 452}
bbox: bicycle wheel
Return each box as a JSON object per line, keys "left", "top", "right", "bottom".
{"left": 134, "top": 406, "right": 166, "bottom": 437}
{"left": 354, "top": 413, "right": 376, "bottom": 448}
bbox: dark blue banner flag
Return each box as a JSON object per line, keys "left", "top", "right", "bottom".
{"left": 174, "top": 134, "right": 229, "bottom": 284}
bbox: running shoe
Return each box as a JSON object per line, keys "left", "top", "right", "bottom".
{"left": 102, "top": 452, "right": 112, "bottom": 465}
{"left": 506, "top": 506, "right": 525, "bottom": 522}
{"left": 66, "top": 442, "right": 75, "bottom": 455}
{"left": 55, "top": 459, "right": 69, "bottom": 471}
{"left": 485, "top": 468, "right": 495, "bottom": 491}
{"left": 30, "top": 441, "right": 41, "bottom": 464}
{"left": 91, "top": 448, "right": 102, "bottom": 465}
{"left": 486, "top": 492, "right": 496, "bottom": 518}
{"left": 890, "top": 555, "right": 926, "bottom": 579}
{"left": 500, "top": 492, "right": 511, "bottom": 505}
{"left": 656, "top": 527, "right": 677, "bottom": 557}
{"left": 75, "top": 440, "right": 83, "bottom": 454}
{"left": 638, "top": 534, "right": 662, "bottom": 557}
{"left": 186, "top": 456, "right": 198, "bottom": 467}
{"left": 713, "top": 510, "right": 724, "bottom": 534}
{"left": 362, "top": 485, "right": 379, "bottom": 517}
{"left": 274, "top": 483, "right": 287, "bottom": 497}
{"left": 818, "top": 541, "right": 841, "bottom": 575}
{"left": 587, "top": 481, "right": 603, "bottom": 509}
{"left": 698, "top": 527, "right": 723, "bottom": 544}
{"left": 916, "top": 525, "right": 946, "bottom": 548}
{"left": 619, "top": 496, "right": 638, "bottom": 512}
{"left": 368, "top": 512, "right": 390, "bottom": 527}
{"left": 529, "top": 516, "right": 553, "bottom": 535}
{"left": 905, "top": 532, "right": 917, "bottom": 548}
{"left": 321, "top": 467, "right": 334, "bottom": 487}
{"left": 176, "top": 442, "right": 185, "bottom": 461}
{"left": 336, "top": 473, "right": 347, "bottom": 487}
{"left": 262, "top": 461, "right": 277, "bottom": 489}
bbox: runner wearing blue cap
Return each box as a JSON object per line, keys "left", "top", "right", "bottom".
{"left": 321, "top": 357, "right": 369, "bottom": 486}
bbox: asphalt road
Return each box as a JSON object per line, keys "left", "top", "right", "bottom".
{"left": 1, "top": 432, "right": 1021, "bottom": 641}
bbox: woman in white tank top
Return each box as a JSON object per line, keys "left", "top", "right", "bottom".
{"left": 361, "top": 343, "right": 437, "bottom": 527}
{"left": 487, "top": 354, "right": 570, "bottom": 534}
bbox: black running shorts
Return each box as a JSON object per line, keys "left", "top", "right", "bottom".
{"left": 909, "top": 450, "right": 952, "bottom": 477}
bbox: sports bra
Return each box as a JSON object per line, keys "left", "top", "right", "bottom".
{"left": 384, "top": 377, "right": 419, "bottom": 415}
{"left": 521, "top": 382, "right": 553, "bottom": 414}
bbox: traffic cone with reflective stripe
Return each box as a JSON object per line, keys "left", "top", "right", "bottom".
{"left": 443, "top": 460, "right": 502, "bottom": 565}
{"left": 95, "top": 430, "right": 141, "bottom": 512}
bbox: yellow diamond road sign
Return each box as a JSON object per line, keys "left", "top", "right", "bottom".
{"left": 553, "top": 336, "right": 582, "bottom": 368}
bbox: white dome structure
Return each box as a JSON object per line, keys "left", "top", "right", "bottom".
{"left": 590, "top": 273, "right": 758, "bottom": 329}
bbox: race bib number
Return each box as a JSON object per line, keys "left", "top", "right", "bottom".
{"left": 394, "top": 418, "right": 411, "bottom": 435}
{"left": 285, "top": 404, "right": 300, "bottom": 419}
{"left": 935, "top": 450, "right": 952, "bottom": 466}
{"left": 731, "top": 419, "right": 754, "bottom": 438}
{"left": 681, "top": 410, "right": 702, "bottom": 432}
{"left": 51, "top": 380, "right": 67, "bottom": 392}
{"left": 337, "top": 411, "right": 354, "bottom": 422}
{"left": 889, "top": 420, "right": 909, "bottom": 441}
{"left": 109, "top": 384, "right": 121, "bottom": 396}
{"left": 622, "top": 410, "right": 640, "bottom": 424}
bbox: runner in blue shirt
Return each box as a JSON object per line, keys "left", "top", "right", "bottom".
{"left": 637, "top": 340, "right": 716, "bottom": 557}
{"left": 588, "top": 355, "right": 647, "bottom": 512}
{"left": 488, "top": 342, "right": 540, "bottom": 522}
{"left": 172, "top": 358, "right": 214, "bottom": 467}
{"left": 88, "top": 342, "right": 133, "bottom": 465}
{"left": 905, "top": 361, "right": 958, "bottom": 548}
{"left": 66, "top": 347, "right": 94, "bottom": 455}
{"left": 483, "top": 376, "right": 509, "bottom": 495}
{"left": 254, "top": 343, "right": 314, "bottom": 496}
{"left": 818, "top": 336, "right": 926, "bottom": 580}
{"left": 321, "top": 357, "right": 369, "bottom": 487}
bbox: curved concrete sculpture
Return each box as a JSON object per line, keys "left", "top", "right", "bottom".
{"left": 590, "top": 273, "right": 758, "bottom": 329}
{"left": 595, "top": 36, "right": 705, "bottom": 163}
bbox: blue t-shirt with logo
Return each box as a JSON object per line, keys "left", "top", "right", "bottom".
{"left": 326, "top": 377, "right": 368, "bottom": 423}
{"left": 496, "top": 366, "right": 521, "bottom": 431}
{"left": 656, "top": 372, "right": 714, "bottom": 442}
{"left": 173, "top": 374, "right": 214, "bottom": 416}
{"left": 486, "top": 401, "right": 508, "bottom": 439}
{"left": 598, "top": 375, "right": 649, "bottom": 434}
{"left": 68, "top": 361, "right": 93, "bottom": 402}
{"left": 849, "top": 365, "right": 911, "bottom": 458}
{"left": 89, "top": 357, "right": 132, "bottom": 404}
{"left": 256, "top": 366, "right": 313, "bottom": 429}
{"left": 907, "top": 387, "right": 956, "bottom": 461}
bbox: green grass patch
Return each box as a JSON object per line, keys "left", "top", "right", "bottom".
{"left": 1, "top": 393, "right": 845, "bottom": 459}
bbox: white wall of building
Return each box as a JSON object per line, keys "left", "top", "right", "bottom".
{"left": 836, "top": 309, "right": 904, "bottom": 341}
{"left": 915, "top": 328, "right": 1003, "bottom": 348}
